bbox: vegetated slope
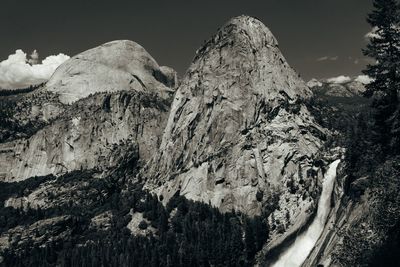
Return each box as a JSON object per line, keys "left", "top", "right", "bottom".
{"left": 0, "top": 168, "right": 269, "bottom": 266}
{"left": 307, "top": 79, "right": 371, "bottom": 147}
{"left": 0, "top": 85, "right": 63, "bottom": 143}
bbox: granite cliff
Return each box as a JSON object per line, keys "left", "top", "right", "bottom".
{"left": 0, "top": 40, "right": 176, "bottom": 182}
{"left": 141, "top": 18, "right": 337, "bottom": 261}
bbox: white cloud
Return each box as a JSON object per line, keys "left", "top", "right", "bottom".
{"left": 0, "top": 49, "right": 69, "bottom": 89}
{"left": 327, "top": 75, "right": 351, "bottom": 84}
{"left": 355, "top": 75, "right": 373, "bottom": 85}
{"left": 317, "top": 56, "right": 338, "bottom": 62}
{"left": 317, "top": 56, "right": 329, "bottom": 61}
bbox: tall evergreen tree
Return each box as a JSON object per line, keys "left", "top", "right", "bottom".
{"left": 363, "top": 0, "right": 400, "bottom": 153}
{"left": 244, "top": 218, "right": 256, "bottom": 260}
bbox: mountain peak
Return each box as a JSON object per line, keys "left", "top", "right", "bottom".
{"left": 194, "top": 15, "right": 278, "bottom": 63}
{"left": 45, "top": 40, "right": 177, "bottom": 104}
{"left": 225, "top": 15, "right": 278, "bottom": 46}
{"left": 144, "top": 16, "right": 323, "bottom": 216}
{"left": 189, "top": 15, "right": 310, "bottom": 105}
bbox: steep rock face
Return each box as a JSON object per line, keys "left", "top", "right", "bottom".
{"left": 45, "top": 40, "right": 175, "bottom": 104}
{"left": 0, "top": 91, "right": 170, "bottom": 182}
{"left": 0, "top": 40, "right": 177, "bottom": 182}
{"left": 144, "top": 16, "right": 327, "bottom": 221}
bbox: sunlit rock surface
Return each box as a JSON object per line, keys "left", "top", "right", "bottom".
{"left": 0, "top": 91, "right": 171, "bottom": 182}
{"left": 45, "top": 40, "right": 175, "bottom": 104}
{"left": 144, "top": 16, "right": 328, "bottom": 223}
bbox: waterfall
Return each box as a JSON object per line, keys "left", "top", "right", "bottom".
{"left": 271, "top": 159, "right": 341, "bottom": 267}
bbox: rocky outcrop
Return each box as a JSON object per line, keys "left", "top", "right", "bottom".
{"left": 144, "top": 16, "right": 328, "bottom": 227}
{"left": 127, "top": 211, "right": 157, "bottom": 236}
{"left": 0, "top": 91, "right": 171, "bottom": 182}
{"left": 0, "top": 215, "right": 75, "bottom": 254}
{"left": 45, "top": 40, "right": 175, "bottom": 104}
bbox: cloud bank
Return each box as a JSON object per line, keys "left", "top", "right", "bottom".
{"left": 326, "top": 75, "right": 373, "bottom": 85}
{"left": 0, "top": 49, "right": 69, "bottom": 89}
{"left": 327, "top": 75, "right": 351, "bottom": 84}
{"left": 317, "top": 56, "right": 338, "bottom": 62}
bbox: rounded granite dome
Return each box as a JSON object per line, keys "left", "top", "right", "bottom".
{"left": 144, "top": 15, "right": 321, "bottom": 216}
{"left": 189, "top": 15, "right": 310, "bottom": 103}
{"left": 226, "top": 15, "right": 278, "bottom": 46}
{"left": 46, "top": 40, "right": 176, "bottom": 104}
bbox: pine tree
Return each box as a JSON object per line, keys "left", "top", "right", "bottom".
{"left": 253, "top": 216, "right": 268, "bottom": 251}
{"left": 363, "top": 0, "right": 400, "bottom": 153}
{"left": 158, "top": 209, "right": 169, "bottom": 234}
{"left": 244, "top": 218, "right": 256, "bottom": 260}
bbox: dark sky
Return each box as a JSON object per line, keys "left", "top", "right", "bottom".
{"left": 1, "top": 0, "right": 373, "bottom": 80}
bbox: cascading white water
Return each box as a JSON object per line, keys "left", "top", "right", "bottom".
{"left": 271, "top": 159, "right": 341, "bottom": 267}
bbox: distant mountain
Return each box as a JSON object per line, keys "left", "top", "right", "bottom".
{"left": 307, "top": 76, "right": 371, "bottom": 98}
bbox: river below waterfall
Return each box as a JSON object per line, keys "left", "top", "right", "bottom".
{"left": 271, "top": 159, "right": 341, "bottom": 267}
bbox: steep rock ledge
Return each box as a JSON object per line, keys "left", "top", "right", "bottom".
{"left": 0, "top": 91, "right": 171, "bottom": 182}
